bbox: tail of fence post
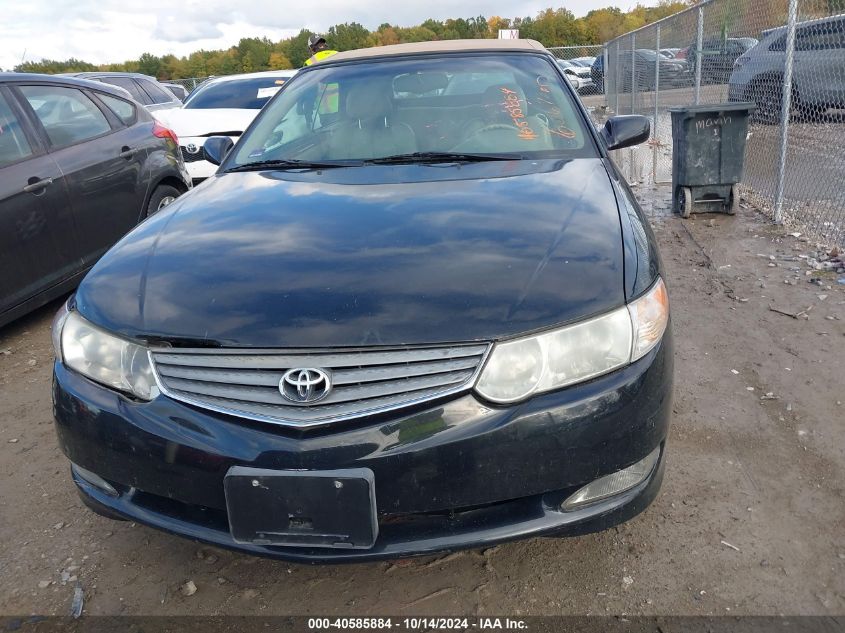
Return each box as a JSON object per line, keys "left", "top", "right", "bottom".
{"left": 603, "top": 45, "right": 609, "bottom": 109}
{"left": 631, "top": 34, "right": 636, "bottom": 114}
{"left": 654, "top": 25, "right": 661, "bottom": 184}
{"left": 774, "top": 0, "right": 799, "bottom": 224}
{"left": 694, "top": 5, "right": 704, "bottom": 105}
{"left": 615, "top": 44, "right": 620, "bottom": 114}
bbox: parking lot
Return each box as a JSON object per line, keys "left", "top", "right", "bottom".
{"left": 2, "top": 188, "right": 843, "bottom": 616}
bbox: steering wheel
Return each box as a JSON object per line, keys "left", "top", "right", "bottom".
{"left": 451, "top": 123, "right": 521, "bottom": 152}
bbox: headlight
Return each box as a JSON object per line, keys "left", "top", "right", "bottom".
{"left": 628, "top": 277, "right": 669, "bottom": 361}
{"left": 475, "top": 278, "right": 668, "bottom": 404}
{"left": 56, "top": 311, "right": 157, "bottom": 400}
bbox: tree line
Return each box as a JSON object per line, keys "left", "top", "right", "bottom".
{"left": 15, "top": 2, "right": 694, "bottom": 78}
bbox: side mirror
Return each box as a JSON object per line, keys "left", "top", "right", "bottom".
{"left": 600, "top": 115, "right": 651, "bottom": 151}
{"left": 202, "top": 136, "right": 234, "bottom": 166}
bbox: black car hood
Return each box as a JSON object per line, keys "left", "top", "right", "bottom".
{"left": 76, "top": 159, "right": 625, "bottom": 347}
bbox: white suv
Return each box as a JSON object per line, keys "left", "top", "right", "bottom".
{"left": 729, "top": 14, "right": 845, "bottom": 122}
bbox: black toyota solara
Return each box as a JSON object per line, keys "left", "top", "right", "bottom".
{"left": 52, "top": 39, "right": 672, "bottom": 562}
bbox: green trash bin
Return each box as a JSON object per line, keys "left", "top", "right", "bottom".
{"left": 670, "top": 102, "right": 755, "bottom": 218}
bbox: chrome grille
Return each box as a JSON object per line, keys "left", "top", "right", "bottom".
{"left": 179, "top": 147, "right": 205, "bottom": 163}
{"left": 150, "top": 344, "right": 490, "bottom": 428}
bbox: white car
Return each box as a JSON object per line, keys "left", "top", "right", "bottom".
{"left": 556, "top": 60, "right": 596, "bottom": 94}
{"left": 156, "top": 70, "right": 298, "bottom": 181}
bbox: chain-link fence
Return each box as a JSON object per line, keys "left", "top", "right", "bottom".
{"left": 601, "top": 0, "right": 845, "bottom": 245}
{"left": 165, "top": 77, "right": 211, "bottom": 95}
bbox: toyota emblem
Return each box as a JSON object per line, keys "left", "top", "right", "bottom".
{"left": 185, "top": 143, "right": 200, "bottom": 154}
{"left": 280, "top": 368, "right": 332, "bottom": 404}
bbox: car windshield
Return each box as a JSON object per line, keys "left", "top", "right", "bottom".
{"left": 184, "top": 77, "right": 291, "bottom": 110}
{"left": 232, "top": 53, "right": 595, "bottom": 165}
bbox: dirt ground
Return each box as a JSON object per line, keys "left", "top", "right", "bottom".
{"left": 0, "top": 187, "right": 843, "bottom": 617}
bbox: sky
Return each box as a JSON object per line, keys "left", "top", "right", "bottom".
{"left": 0, "top": 0, "right": 639, "bottom": 71}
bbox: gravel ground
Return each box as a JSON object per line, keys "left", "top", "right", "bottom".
{"left": 0, "top": 187, "right": 843, "bottom": 617}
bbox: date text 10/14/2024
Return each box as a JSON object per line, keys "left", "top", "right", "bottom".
{"left": 307, "top": 617, "right": 528, "bottom": 630}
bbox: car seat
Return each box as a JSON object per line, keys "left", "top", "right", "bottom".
{"left": 327, "top": 86, "right": 417, "bottom": 159}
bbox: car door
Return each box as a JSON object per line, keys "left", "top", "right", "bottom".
{"left": 0, "top": 86, "right": 78, "bottom": 317}
{"left": 828, "top": 18, "right": 845, "bottom": 107}
{"left": 795, "top": 18, "right": 845, "bottom": 107}
{"left": 16, "top": 83, "right": 148, "bottom": 268}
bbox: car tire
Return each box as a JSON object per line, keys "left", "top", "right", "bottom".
{"left": 678, "top": 187, "right": 693, "bottom": 218}
{"left": 749, "top": 75, "right": 783, "bottom": 124}
{"left": 749, "top": 76, "right": 805, "bottom": 125}
{"left": 146, "top": 185, "right": 181, "bottom": 217}
{"left": 727, "top": 184, "right": 739, "bottom": 216}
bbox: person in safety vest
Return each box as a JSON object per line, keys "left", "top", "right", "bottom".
{"left": 305, "top": 35, "right": 338, "bottom": 66}
{"left": 304, "top": 35, "right": 340, "bottom": 118}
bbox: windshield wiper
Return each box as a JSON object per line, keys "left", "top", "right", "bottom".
{"left": 226, "top": 158, "right": 362, "bottom": 172}
{"left": 365, "top": 151, "right": 520, "bottom": 165}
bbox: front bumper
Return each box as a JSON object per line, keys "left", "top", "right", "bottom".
{"left": 577, "top": 79, "right": 597, "bottom": 93}
{"left": 53, "top": 336, "right": 672, "bottom": 563}
{"left": 179, "top": 137, "right": 219, "bottom": 181}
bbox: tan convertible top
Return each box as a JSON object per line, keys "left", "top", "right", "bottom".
{"left": 323, "top": 39, "right": 548, "bottom": 64}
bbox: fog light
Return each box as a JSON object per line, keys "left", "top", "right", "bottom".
{"left": 72, "top": 464, "right": 119, "bottom": 497}
{"left": 561, "top": 447, "right": 660, "bottom": 511}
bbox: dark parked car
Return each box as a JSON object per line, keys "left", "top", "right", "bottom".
{"left": 162, "top": 82, "right": 189, "bottom": 101}
{"left": 0, "top": 73, "right": 190, "bottom": 328}
{"left": 687, "top": 37, "right": 758, "bottom": 85}
{"left": 52, "top": 40, "right": 672, "bottom": 562}
{"left": 591, "top": 54, "right": 605, "bottom": 92}
{"left": 617, "top": 49, "right": 690, "bottom": 92}
{"left": 60, "top": 72, "right": 182, "bottom": 112}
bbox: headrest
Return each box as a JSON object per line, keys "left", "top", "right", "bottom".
{"left": 345, "top": 86, "right": 392, "bottom": 120}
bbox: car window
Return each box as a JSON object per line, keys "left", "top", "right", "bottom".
{"left": 234, "top": 54, "right": 594, "bottom": 164}
{"left": 20, "top": 85, "right": 112, "bottom": 148}
{"left": 136, "top": 78, "right": 175, "bottom": 104}
{"left": 183, "top": 77, "right": 291, "bottom": 110}
{"left": 769, "top": 33, "right": 787, "bottom": 52}
{"left": 100, "top": 77, "right": 150, "bottom": 104}
{"left": 0, "top": 91, "right": 34, "bottom": 168}
{"left": 98, "top": 93, "right": 136, "bottom": 125}
{"left": 165, "top": 85, "right": 187, "bottom": 100}
{"left": 796, "top": 21, "right": 845, "bottom": 50}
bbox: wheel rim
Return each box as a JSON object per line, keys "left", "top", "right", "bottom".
{"left": 157, "top": 195, "right": 177, "bottom": 210}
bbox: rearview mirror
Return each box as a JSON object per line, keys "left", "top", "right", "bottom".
{"left": 202, "top": 136, "right": 235, "bottom": 166}
{"left": 600, "top": 115, "right": 651, "bottom": 151}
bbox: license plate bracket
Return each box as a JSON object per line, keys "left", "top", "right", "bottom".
{"left": 224, "top": 466, "right": 377, "bottom": 549}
